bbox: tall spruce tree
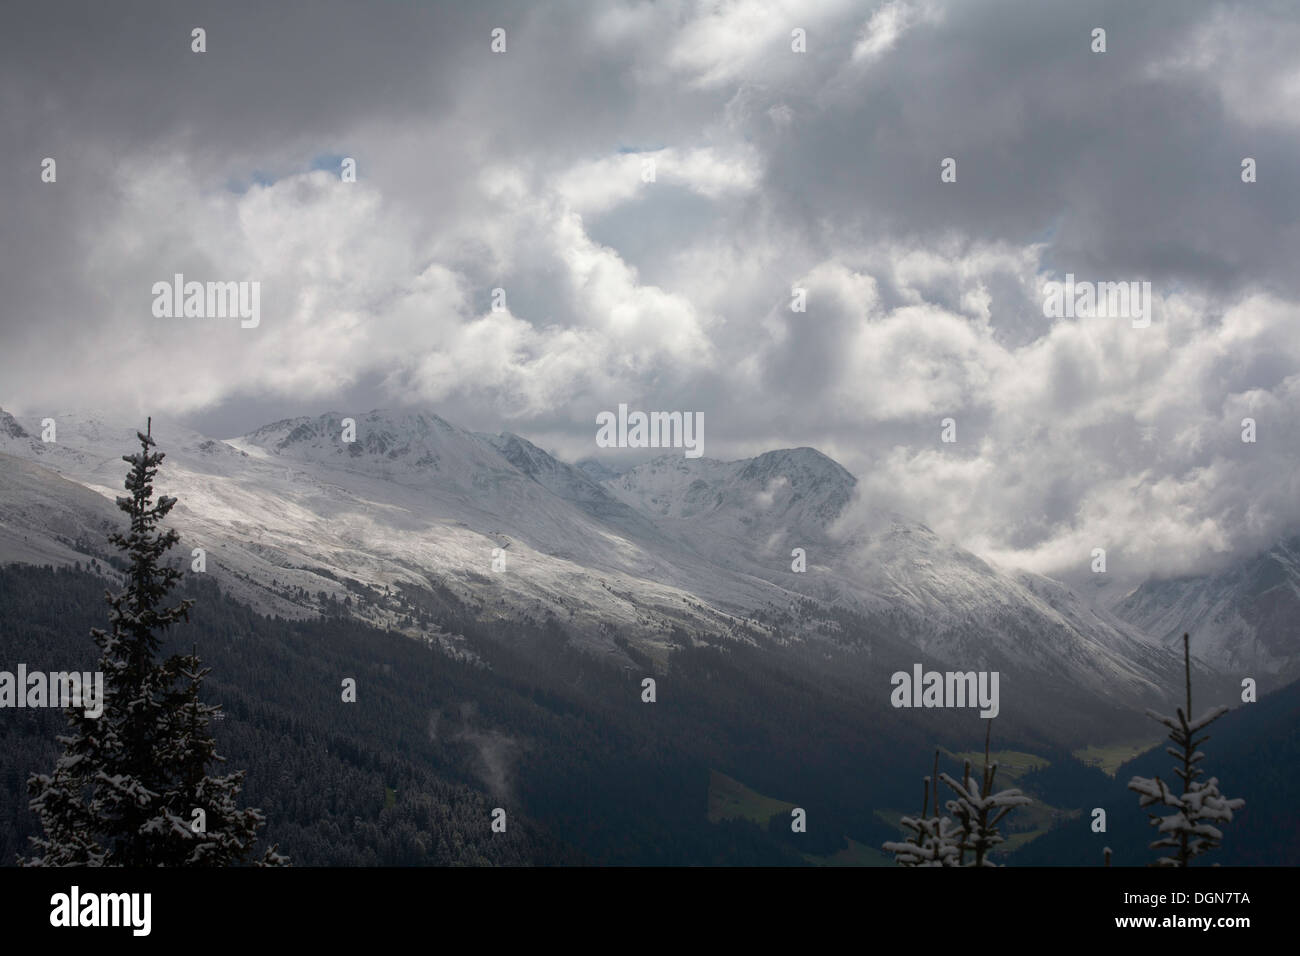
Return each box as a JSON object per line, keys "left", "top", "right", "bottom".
{"left": 21, "top": 423, "right": 285, "bottom": 866}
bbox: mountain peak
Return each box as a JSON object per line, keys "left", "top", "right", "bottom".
{"left": 240, "top": 409, "right": 471, "bottom": 461}
{"left": 741, "top": 446, "right": 857, "bottom": 487}
{"left": 605, "top": 444, "right": 857, "bottom": 532}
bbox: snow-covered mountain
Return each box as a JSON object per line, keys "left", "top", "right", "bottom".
{"left": 1111, "top": 536, "right": 1300, "bottom": 679}
{"left": 604, "top": 448, "right": 1180, "bottom": 704}
{"left": 0, "top": 406, "right": 1197, "bottom": 716}
{"left": 0, "top": 409, "right": 762, "bottom": 648}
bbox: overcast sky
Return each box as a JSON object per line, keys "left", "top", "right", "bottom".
{"left": 3, "top": 0, "right": 1299, "bottom": 592}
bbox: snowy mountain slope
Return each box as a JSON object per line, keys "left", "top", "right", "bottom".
{"left": 0, "top": 452, "right": 122, "bottom": 568}
{"left": 0, "top": 410, "right": 762, "bottom": 648}
{"left": 573, "top": 458, "right": 626, "bottom": 484}
{"left": 482, "top": 432, "right": 681, "bottom": 550}
{"left": 605, "top": 447, "right": 853, "bottom": 537}
{"left": 1111, "top": 536, "right": 1300, "bottom": 679}
{"left": 603, "top": 451, "right": 1182, "bottom": 703}
{"left": 229, "top": 411, "right": 781, "bottom": 619}
{"left": 0, "top": 406, "right": 1191, "bottom": 714}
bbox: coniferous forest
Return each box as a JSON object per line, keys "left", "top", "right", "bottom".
{"left": 4, "top": 558, "right": 1297, "bottom": 867}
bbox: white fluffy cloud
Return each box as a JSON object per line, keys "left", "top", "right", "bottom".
{"left": 3, "top": 0, "right": 1300, "bottom": 593}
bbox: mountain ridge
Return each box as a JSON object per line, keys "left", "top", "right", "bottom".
{"left": 0, "top": 405, "right": 1266, "bottom": 738}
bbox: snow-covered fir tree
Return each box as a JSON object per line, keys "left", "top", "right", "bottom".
{"left": 940, "top": 723, "right": 1032, "bottom": 866}
{"left": 886, "top": 728, "right": 1031, "bottom": 867}
{"left": 883, "top": 751, "right": 962, "bottom": 866}
{"left": 20, "top": 423, "right": 286, "bottom": 867}
{"left": 1127, "top": 633, "right": 1244, "bottom": 867}
{"left": 147, "top": 648, "right": 283, "bottom": 865}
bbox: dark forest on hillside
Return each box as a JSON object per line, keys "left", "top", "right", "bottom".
{"left": 4, "top": 564, "right": 1292, "bottom": 866}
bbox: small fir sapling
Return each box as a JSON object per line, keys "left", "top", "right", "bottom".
{"left": 939, "top": 722, "right": 1032, "bottom": 867}
{"left": 886, "top": 725, "right": 1031, "bottom": 867}
{"left": 883, "top": 750, "right": 962, "bottom": 866}
{"left": 1126, "top": 633, "right": 1244, "bottom": 867}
